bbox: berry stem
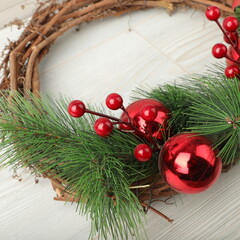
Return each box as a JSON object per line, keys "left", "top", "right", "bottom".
{"left": 225, "top": 55, "right": 240, "bottom": 66}
{"left": 86, "top": 109, "right": 151, "bottom": 139}
{"left": 121, "top": 106, "right": 132, "bottom": 124}
{"left": 86, "top": 109, "right": 120, "bottom": 122}
{"left": 86, "top": 108, "right": 157, "bottom": 146}
{"left": 215, "top": 20, "right": 240, "bottom": 56}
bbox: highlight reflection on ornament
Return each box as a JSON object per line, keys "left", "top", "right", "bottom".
{"left": 159, "top": 133, "right": 222, "bottom": 194}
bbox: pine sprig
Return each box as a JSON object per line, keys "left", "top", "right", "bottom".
{"left": 183, "top": 74, "right": 240, "bottom": 165}
{"left": 132, "top": 83, "right": 192, "bottom": 135}
{"left": 0, "top": 91, "right": 157, "bottom": 240}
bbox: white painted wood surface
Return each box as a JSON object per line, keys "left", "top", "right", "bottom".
{"left": 0, "top": 2, "right": 240, "bottom": 240}
{"left": 0, "top": 0, "right": 36, "bottom": 29}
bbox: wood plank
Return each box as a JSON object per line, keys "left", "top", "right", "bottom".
{"left": 0, "top": 0, "right": 37, "bottom": 29}
{"left": 133, "top": 9, "right": 226, "bottom": 73}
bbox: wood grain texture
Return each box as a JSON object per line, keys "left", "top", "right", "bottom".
{"left": 0, "top": 0, "right": 37, "bottom": 29}
{"left": 0, "top": 3, "right": 239, "bottom": 240}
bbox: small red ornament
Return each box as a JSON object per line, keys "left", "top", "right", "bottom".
{"left": 223, "top": 16, "right": 239, "bottom": 32}
{"left": 226, "top": 40, "right": 240, "bottom": 66}
{"left": 68, "top": 100, "right": 86, "bottom": 118}
{"left": 159, "top": 133, "right": 222, "bottom": 194}
{"left": 212, "top": 43, "right": 227, "bottom": 58}
{"left": 94, "top": 117, "right": 113, "bottom": 137}
{"left": 205, "top": 6, "right": 220, "bottom": 21}
{"left": 140, "top": 104, "right": 158, "bottom": 121}
{"left": 224, "top": 31, "right": 238, "bottom": 44}
{"left": 134, "top": 144, "right": 152, "bottom": 162}
{"left": 119, "top": 99, "right": 170, "bottom": 141}
{"left": 106, "top": 93, "right": 123, "bottom": 110}
{"left": 225, "top": 65, "right": 240, "bottom": 78}
{"left": 232, "top": 0, "right": 240, "bottom": 10}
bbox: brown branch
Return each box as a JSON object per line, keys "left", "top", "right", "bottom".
{"left": 141, "top": 202, "right": 174, "bottom": 223}
{"left": 32, "top": 58, "right": 40, "bottom": 97}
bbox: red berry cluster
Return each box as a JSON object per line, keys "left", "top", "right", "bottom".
{"left": 68, "top": 94, "right": 159, "bottom": 162}
{"left": 205, "top": 6, "right": 240, "bottom": 79}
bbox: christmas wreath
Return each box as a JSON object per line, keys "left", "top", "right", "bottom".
{"left": 0, "top": 0, "right": 239, "bottom": 239}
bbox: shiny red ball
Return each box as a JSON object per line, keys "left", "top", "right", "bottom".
{"left": 212, "top": 43, "right": 227, "bottom": 58}
{"left": 225, "top": 65, "right": 240, "bottom": 78}
{"left": 68, "top": 100, "right": 86, "bottom": 118}
{"left": 94, "top": 117, "right": 113, "bottom": 137}
{"left": 226, "top": 46, "right": 240, "bottom": 66}
{"left": 224, "top": 31, "right": 238, "bottom": 44}
{"left": 159, "top": 133, "right": 222, "bottom": 194}
{"left": 106, "top": 93, "right": 123, "bottom": 110}
{"left": 134, "top": 144, "right": 152, "bottom": 162}
{"left": 223, "top": 16, "right": 239, "bottom": 32}
{"left": 226, "top": 40, "right": 240, "bottom": 66}
{"left": 140, "top": 104, "right": 157, "bottom": 121}
{"left": 205, "top": 6, "right": 220, "bottom": 21}
{"left": 119, "top": 99, "right": 170, "bottom": 141}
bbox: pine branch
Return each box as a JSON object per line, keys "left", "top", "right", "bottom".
{"left": 183, "top": 73, "right": 240, "bottom": 165}
{"left": 0, "top": 91, "right": 159, "bottom": 239}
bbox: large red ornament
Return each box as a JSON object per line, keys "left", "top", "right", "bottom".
{"left": 159, "top": 133, "right": 222, "bottom": 194}
{"left": 119, "top": 99, "right": 170, "bottom": 141}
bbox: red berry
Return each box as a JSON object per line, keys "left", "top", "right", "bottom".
{"left": 68, "top": 100, "right": 86, "bottom": 118}
{"left": 106, "top": 93, "right": 123, "bottom": 110}
{"left": 232, "top": 0, "right": 240, "bottom": 10}
{"left": 94, "top": 117, "right": 113, "bottom": 137}
{"left": 205, "top": 6, "right": 220, "bottom": 21}
{"left": 224, "top": 65, "right": 240, "bottom": 78}
{"left": 212, "top": 43, "right": 227, "bottom": 58}
{"left": 140, "top": 104, "right": 157, "bottom": 121}
{"left": 134, "top": 144, "right": 152, "bottom": 162}
{"left": 224, "top": 31, "right": 238, "bottom": 44}
{"left": 223, "top": 16, "right": 239, "bottom": 32}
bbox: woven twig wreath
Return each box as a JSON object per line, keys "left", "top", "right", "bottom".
{"left": 0, "top": 0, "right": 233, "bottom": 216}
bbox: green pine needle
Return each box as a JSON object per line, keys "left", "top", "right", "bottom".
{"left": 0, "top": 91, "right": 157, "bottom": 240}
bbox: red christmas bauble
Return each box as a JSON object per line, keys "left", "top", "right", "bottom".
{"left": 119, "top": 99, "right": 170, "bottom": 141}
{"left": 224, "top": 31, "right": 238, "bottom": 44}
{"left": 159, "top": 133, "right": 222, "bottom": 194}
{"left": 232, "top": 0, "right": 240, "bottom": 10}
{"left": 226, "top": 39, "right": 240, "bottom": 66}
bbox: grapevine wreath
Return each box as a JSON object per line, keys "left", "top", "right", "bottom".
{"left": 0, "top": 0, "right": 239, "bottom": 239}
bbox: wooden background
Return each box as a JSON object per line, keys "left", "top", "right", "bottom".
{"left": 0, "top": 1, "right": 240, "bottom": 239}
